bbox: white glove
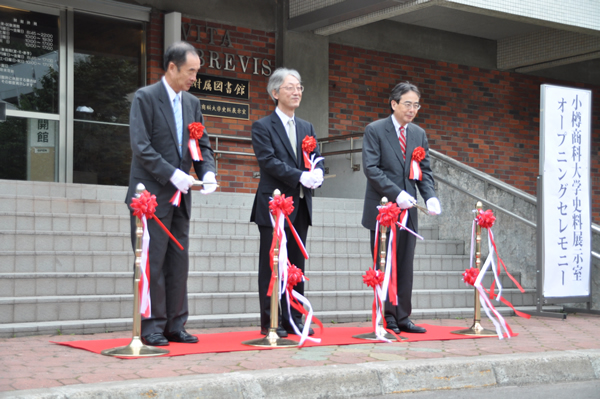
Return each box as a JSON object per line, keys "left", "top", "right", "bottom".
{"left": 396, "top": 190, "right": 415, "bottom": 209}
{"left": 311, "top": 169, "right": 324, "bottom": 189}
{"left": 300, "top": 171, "right": 318, "bottom": 188}
{"left": 200, "top": 171, "right": 218, "bottom": 195}
{"left": 170, "top": 169, "right": 195, "bottom": 194}
{"left": 426, "top": 197, "right": 441, "bottom": 215}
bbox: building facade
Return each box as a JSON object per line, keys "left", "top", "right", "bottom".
{"left": 1, "top": 0, "right": 599, "bottom": 222}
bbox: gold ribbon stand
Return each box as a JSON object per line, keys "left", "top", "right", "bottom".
{"left": 354, "top": 197, "right": 407, "bottom": 342}
{"left": 243, "top": 189, "right": 298, "bottom": 347}
{"left": 452, "top": 201, "right": 497, "bottom": 336}
{"left": 102, "top": 183, "right": 169, "bottom": 357}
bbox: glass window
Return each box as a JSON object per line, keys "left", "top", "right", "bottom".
{"left": 72, "top": 12, "right": 144, "bottom": 185}
{"left": 0, "top": 7, "right": 59, "bottom": 113}
{"left": 0, "top": 116, "right": 58, "bottom": 181}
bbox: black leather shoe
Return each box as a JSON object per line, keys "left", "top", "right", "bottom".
{"left": 164, "top": 330, "right": 199, "bottom": 343}
{"left": 141, "top": 332, "right": 169, "bottom": 346}
{"left": 384, "top": 319, "right": 402, "bottom": 334}
{"left": 399, "top": 321, "right": 427, "bottom": 333}
{"left": 285, "top": 323, "right": 314, "bottom": 336}
{"left": 260, "top": 326, "right": 288, "bottom": 338}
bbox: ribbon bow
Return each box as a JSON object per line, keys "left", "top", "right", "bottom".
{"left": 467, "top": 208, "right": 530, "bottom": 340}
{"left": 130, "top": 190, "right": 184, "bottom": 317}
{"left": 409, "top": 146, "right": 426, "bottom": 180}
{"left": 188, "top": 122, "right": 205, "bottom": 161}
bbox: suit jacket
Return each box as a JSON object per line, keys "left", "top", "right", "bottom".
{"left": 125, "top": 81, "right": 215, "bottom": 217}
{"left": 361, "top": 116, "right": 436, "bottom": 232}
{"left": 250, "top": 111, "right": 324, "bottom": 227}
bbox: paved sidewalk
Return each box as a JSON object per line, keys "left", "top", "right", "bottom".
{"left": 1, "top": 314, "right": 600, "bottom": 398}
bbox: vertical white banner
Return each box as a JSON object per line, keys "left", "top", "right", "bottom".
{"left": 541, "top": 85, "right": 591, "bottom": 298}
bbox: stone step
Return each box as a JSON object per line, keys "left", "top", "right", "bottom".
{"left": 0, "top": 250, "right": 470, "bottom": 273}
{"left": 0, "top": 288, "right": 533, "bottom": 324}
{"left": 0, "top": 271, "right": 520, "bottom": 297}
{"left": 0, "top": 303, "right": 557, "bottom": 338}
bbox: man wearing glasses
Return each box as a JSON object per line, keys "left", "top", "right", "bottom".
{"left": 251, "top": 67, "right": 324, "bottom": 337}
{"left": 361, "top": 81, "right": 441, "bottom": 334}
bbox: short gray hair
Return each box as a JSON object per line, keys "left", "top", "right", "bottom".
{"left": 267, "top": 67, "right": 302, "bottom": 105}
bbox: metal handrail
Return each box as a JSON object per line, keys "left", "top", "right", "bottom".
{"left": 210, "top": 134, "right": 254, "bottom": 158}
{"left": 315, "top": 132, "right": 600, "bottom": 261}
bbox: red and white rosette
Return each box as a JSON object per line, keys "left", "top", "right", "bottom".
{"left": 131, "top": 190, "right": 185, "bottom": 317}
{"left": 301, "top": 136, "right": 324, "bottom": 171}
{"left": 409, "top": 146, "right": 426, "bottom": 181}
{"left": 372, "top": 202, "right": 402, "bottom": 307}
{"left": 188, "top": 122, "right": 205, "bottom": 161}
{"left": 465, "top": 209, "right": 530, "bottom": 339}
{"left": 268, "top": 194, "right": 320, "bottom": 346}
{"left": 285, "top": 263, "right": 323, "bottom": 345}
{"left": 362, "top": 267, "right": 390, "bottom": 341}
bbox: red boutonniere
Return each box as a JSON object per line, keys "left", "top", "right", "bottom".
{"left": 302, "top": 136, "right": 317, "bottom": 169}
{"left": 188, "top": 122, "right": 205, "bottom": 161}
{"left": 409, "top": 146, "right": 426, "bottom": 180}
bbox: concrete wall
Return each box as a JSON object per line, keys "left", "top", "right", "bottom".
{"left": 329, "top": 19, "right": 497, "bottom": 71}
{"left": 283, "top": 30, "right": 330, "bottom": 140}
{"left": 137, "top": 0, "right": 277, "bottom": 32}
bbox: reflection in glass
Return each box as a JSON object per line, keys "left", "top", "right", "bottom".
{"left": 0, "top": 116, "right": 58, "bottom": 181}
{"left": 72, "top": 12, "right": 143, "bottom": 185}
{"left": 73, "top": 121, "right": 130, "bottom": 186}
{"left": 0, "top": 7, "right": 59, "bottom": 113}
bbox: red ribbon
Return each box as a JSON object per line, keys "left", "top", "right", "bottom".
{"left": 362, "top": 267, "right": 384, "bottom": 288}
{"left": 302, "top": 136, "right": 316, "bottom": 169}
{"left": 267, "top": 194, "right": 308, "bottom": 297}
{"left": 372, "top": 202, "right": 402, "bottom": 306}
{"left": 476, "top": 209, "right": 496, "bottom": 229}
{"left": 462, "top": 267, "right": 479, "bottom": 286}
{"left": 188, "top": 122, "right": 205, "bottom": 161}
{"left": 131, "top": 190, "right": 184, "bottom": 250}
{"left": 286, "top": 262, "right": 324, "bottom": 333}
{"left": 473, "top": 209, "right": 529, "bottom": 320}
{"left": 409, "top": 146, "right": 425, "bottom": 180}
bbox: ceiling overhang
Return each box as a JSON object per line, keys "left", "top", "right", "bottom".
{"left": 288, "top": 0, "right": 600, "bottom": 75}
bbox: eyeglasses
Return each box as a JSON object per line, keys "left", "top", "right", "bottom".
{"left": 280, "top": 85, "right": 304, "bottom": 93}
{"left": 400, "top": 101, "right": 421, "bottom": 110}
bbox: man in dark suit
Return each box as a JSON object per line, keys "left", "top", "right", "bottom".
{"left": 251, "top": 67, "right": 324, "bottom": 337}
{"left": 125, "top": 41, "right": 217, "bottom": 346}
{"left": 361, "top": 81, "right": 441, "bottom": 334}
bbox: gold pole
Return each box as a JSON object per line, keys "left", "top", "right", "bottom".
{"left": 354, "top": 197, "right": 406, "bottom": 341}
{"left": 102, "top": 183, "right": 169, "bottom": 356}
{"left": 451, "top": 201, "right": 496, "bottom": 336}
{"left": 243, "top": 189, "right": 298, "bottom": 347}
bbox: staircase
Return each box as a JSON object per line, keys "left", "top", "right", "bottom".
{"left": 0, "top": 179, "right": 534, "bottom": 337}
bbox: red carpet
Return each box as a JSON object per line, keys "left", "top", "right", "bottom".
{"left": 52, "top": 324, "right": 508, "bottom": 359}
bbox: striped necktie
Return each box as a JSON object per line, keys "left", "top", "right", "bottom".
{"left": 399, "top": 126, "right": 406, "bottom": 160}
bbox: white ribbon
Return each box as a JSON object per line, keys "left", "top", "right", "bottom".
{"left": 309, "top": 153, "right": 324, "bottom": 172}
{"left": 469, "top": 214, "right": 511, "bottom": 339}
{"left": 189, "top": 139, "right": 201, "bottom": 161}
{"left": 139, "top": 215, "right": 151, "bottom": 317}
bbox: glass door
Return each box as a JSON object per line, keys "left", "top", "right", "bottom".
{"left": 0, "top": 5, "right": 60, "bottom": 182}
{"left": 71, "top": 12, "right": 144, "bottom": 186}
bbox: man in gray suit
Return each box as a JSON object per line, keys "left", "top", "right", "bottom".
{"left": 251, "top": 67, "right": 324, "bottom": 337}
{"left": 125, "top": 41, "right": 217, "bottom": 346}
{"left": 362, "top": 81, "right": 441, "bottom": 334}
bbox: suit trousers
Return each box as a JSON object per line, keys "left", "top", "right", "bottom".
{"left": 130, "top": 202, "right": 190, "bottom": 336}
{"left": 257, "top": 197, "right": 309, "bottom": 330}
{"left": 370, "top": 227, "right": 416, "bottom": 327}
